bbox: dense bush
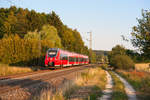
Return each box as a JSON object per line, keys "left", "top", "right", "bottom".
{"left": 108, "top": 45, "right": 135, "bottom": 70}
{"left": 111, "top": 55, "right": 134, "bottom": 70}
{"left": 0, "top": 34, "right": 53, "bottom": 66}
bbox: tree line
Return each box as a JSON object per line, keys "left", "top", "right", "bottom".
{"left": 0, "top": 6, "right": 93, "bottom": 66}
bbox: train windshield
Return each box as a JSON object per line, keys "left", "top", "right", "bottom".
{"left": 48, "top": 50, "right": 57, "bottom": 57}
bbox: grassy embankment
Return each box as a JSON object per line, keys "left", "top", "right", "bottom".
{"left": 0, "top": 64, "right": 34, "bottom": 76}
{"left": 116, "top": 70, "right": 150, "bottom": 100}
{"left": 109, "top": 71, "right": 128, "bottom": 100}
{"left": 34, "top": 67, "right": 107, "bottom": 100}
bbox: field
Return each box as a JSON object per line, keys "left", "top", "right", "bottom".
{"left": 135, "top": 63, "right": 150, "bottom": 72}
{"left": 116, "top": 70, "right": 150, "bottom": 100}
{"left": 0, "top": 64, "right": 34, "bottom": 76}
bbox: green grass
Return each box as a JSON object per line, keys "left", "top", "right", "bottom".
{"left": 109, "top": 71, "right": 128, "bottom": 100}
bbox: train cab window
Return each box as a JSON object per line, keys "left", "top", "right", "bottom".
{"left": 48, "top": 50, "right": 57, "bottom": 57}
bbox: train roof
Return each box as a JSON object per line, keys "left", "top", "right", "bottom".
{"left": 48, "top": 48, "right": 88, "bottom": 58}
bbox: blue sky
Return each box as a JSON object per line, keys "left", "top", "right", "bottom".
{"left": 0, "top": 0, "right": 150, "bottom": 50}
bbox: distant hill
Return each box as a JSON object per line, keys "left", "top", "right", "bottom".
{"left": 93, "top": 50, "right": 109, "bottom": 56}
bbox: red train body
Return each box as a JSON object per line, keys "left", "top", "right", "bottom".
{"left": 45, "top": 48, "right": 89, "bottom": 68}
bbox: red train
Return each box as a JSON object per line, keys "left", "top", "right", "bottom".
{"left": 45, "top": 48, "right": 89, "bottom": 68}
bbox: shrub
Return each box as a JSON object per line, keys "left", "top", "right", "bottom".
{"left": 111, "top": 55, "right": 134, "bottom": 70}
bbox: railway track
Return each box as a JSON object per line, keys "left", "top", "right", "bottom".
{"left": 0, "top": 64, "right": 93, "bottom": 98}
{"left": 0, "top": 66, "right": 78, "bottom": 80}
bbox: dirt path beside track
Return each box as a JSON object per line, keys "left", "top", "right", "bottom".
{"left": 98, "top": 71, "right": 113, "bottom": 100}
{"left": 113, "top": 72, "right": 137, "bottom": 100}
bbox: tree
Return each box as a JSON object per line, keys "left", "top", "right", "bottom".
{"left": 14, "top": 8, "right": 29, "bottom": 37}
{"left": 111, "top": 45, "right": 126, "bottom": 55}
{"left": 40, "top": 25, "right": 62, "bottom": 48}
{"left": 125, "top": 49, "right": 143, "bottom": 62}
{"left": 90, "top": 51, "right": 96, "bottom": 63}
{"left": 131, "top": 10, "right": 150, "bottom": 59}
{"left": 111, "top": 55, "right": 134, "bottom": 69}
{"left": 108, "top": 45, "right": 126, "bottom": 64}
{"left": 24, "top": 30, "right": 40, "bottom": 40}
{"left": 26, "top": 10, "right": 43, "bottom": 32}
{"left": 0, "top": 8, "right": 7, "bottom": 38}
{"left": 48, "top": 11, "right": 63, "bottom": 33}
{"left": 59, "top": 26, "right": 74, "bottom": 51}
{"left": 108, "top": 45, "right": 134, "bottom": 69}
{"left": 24, "top": 25, "right": 62, "bottom": 48}
{"left": 3, "top": 11, "right": 17, "bottom": 35}
{"left": 72, "top": 29, "right": 85, "bottom": 53}
{"left": 82, "top": 46, "right": 89, "bottom": 55}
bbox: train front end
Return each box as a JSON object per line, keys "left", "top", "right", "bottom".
{"left": 45, "top": 48, "right": 58, "bottom": 67}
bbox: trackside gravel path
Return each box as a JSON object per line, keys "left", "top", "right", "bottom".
{"left": 98, "top": 71, "right": 113, "bottom": 100}
{"left": 113, "top": 72, "right": 137, "bottom": 100}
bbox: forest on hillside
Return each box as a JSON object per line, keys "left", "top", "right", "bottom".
{"left": 0, "top": 6, "right": 91, "bottom": 66}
